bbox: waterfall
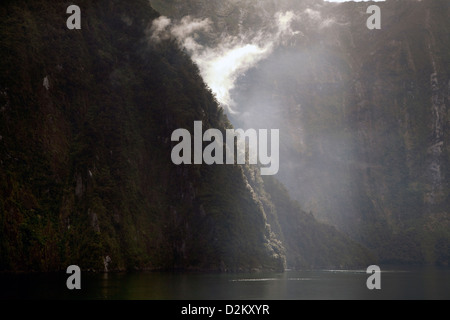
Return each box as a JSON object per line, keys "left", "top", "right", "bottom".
{"left": 425, "top": 72, "right": 446, "bottom": 205}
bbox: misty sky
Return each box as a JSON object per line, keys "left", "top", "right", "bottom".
{"left": 150, "top": 12, "right": 301, "bottom": 114}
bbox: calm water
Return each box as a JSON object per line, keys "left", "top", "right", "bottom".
{"left": 1, "top": 266, "right": 449, "bottom": 300}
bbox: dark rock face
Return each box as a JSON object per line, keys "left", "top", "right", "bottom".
{"left": 0, "top": 0, "right": 370, "bottom": 272}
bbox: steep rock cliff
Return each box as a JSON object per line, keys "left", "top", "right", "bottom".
{"left": 0, "top": 0, "right": 370, "bottom": 271}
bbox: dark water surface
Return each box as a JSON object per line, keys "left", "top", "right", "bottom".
{"left": 1, "top": 266, "right": 449, "bottom": 300}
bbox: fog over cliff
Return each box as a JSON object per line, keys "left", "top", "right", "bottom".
{"left": 151, "top": 0, "right": 450, "bottom": 265}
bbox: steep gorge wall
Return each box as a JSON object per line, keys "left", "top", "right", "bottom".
{"left": 151, "top": 0, "right": 450, "bottom": 265}
{"left": 0, "top": 0, "right": 371, "bottom": 272}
